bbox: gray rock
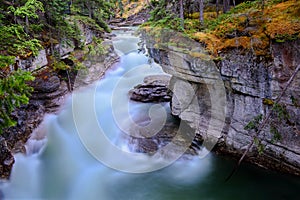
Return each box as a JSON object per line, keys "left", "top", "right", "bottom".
{"left": 129, "top": 75, "right": 172, "bottom": 103}
{"left": 145, "top": 31, "right": 300, "bottom": 175}
{"left": 0, "top": 137, "right": 14, "bottom": 179}
{"left": 31, "top": 75, "right": 61, "bottom": 93}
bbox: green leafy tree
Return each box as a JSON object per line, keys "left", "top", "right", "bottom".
{"left": 43, "top": 0, "right": 68, "bottom": 25}
{"left": 72, "top": 0, "right": 113, "bottom": 32}
{"left": 0, "top": 57, "right": 35, "bottom": 134}
{"left": 8, "top": 0, "right": 44, "bottom": 33}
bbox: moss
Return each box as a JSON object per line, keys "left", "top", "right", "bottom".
{"left": 189, "top": 52, "right": 211, "bottom": 60}
{"left": 187, "top": 12, "right": 200, "bottom": 19}
{"left": 263, "top": 98, "right": 274, "bottom": 105}
{"left": 192, "top": 0, "right": 300, "bottom": 56}
{"left": 142, "top": 0, "right": 299, "bottom": 59}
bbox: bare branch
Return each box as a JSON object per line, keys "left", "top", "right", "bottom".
{"left": 226, "top": 64, "right": 300, "bottom": 181}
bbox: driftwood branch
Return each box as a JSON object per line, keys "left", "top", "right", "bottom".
{"left": 226, "top": 64, "right": 300, "bottom": 181}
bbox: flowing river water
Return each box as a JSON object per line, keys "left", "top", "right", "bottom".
{"left": 1, "top": 28, "right": 300, "bottom": 200}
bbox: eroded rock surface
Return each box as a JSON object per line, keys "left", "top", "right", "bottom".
{"left": 129, "top": 75, "right": 172, "bottom": 102}
{"left": 0, "top": 33, "right": 119, "bottom": 180}
{"left": 144, "top": 29, "right": 300, "bottom": 176}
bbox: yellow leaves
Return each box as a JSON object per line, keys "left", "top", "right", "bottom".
{"left": 223, "top": 36, "right": 251, "bottom": 49}
{"left": 118, "top": 0, "right": 147, "bottom": 19}
{"left": 19, "top": 51, "right": 32, "bottom": 59}
{"left": 195, "top": 0, "right": 300, "bottom": 57}
{"left": 193, "top": 32, "right": 221, "bottom": 55}
{"left": 188, "top": 12, "right": 200, "bottom": 19}
{"left": 265, "top": 20, "right": 300, "bottom": 39}
{"left": 263, "top": 98, "right": 274, "bottom": 105}
{"left": 203, "top": 12, "right": 217, "bottom": 21}
{"left": 264, "top": 0, "right": 300, "bottom": 39}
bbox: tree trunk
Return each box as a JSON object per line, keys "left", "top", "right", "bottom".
{"left": 84, "top": 2, "right": 92, "bottom": 18}
{"left": 223, "top": 0, "right": 230, "bottom": 13}
{"left": 146, "top": 0, "right": 154, "bottom": 9}
{"left": 199, "top": 0, "right": 204, "bottom": 25}
{"left": 179, "top": 0, "right": 184, "bottom": 29}
{"left": 216, "top": 0, "right": 219, "bottom": 17}
{"left": 25, "top": 15, "right": 29, "bottom": 34}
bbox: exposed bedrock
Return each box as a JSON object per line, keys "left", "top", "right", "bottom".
{"left": 146, "top": 36, "right": 300, "bottom": 175}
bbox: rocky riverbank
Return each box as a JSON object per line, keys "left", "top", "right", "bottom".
{"left": 139, "top": 29, "right": 300, "bottom": 176}
{"left": 0, "top": 31, "right": 119, "bottom": 179}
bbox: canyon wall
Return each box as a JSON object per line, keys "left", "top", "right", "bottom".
{"left": 146, "top": 33, "right": 300, "bottom": 175}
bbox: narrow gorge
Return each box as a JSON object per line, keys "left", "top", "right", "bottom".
{"left": 142, "top": 30, "right": 300, "bottom": 175}
{"left": 0, "top": 0, "right": 300, "bottom": 199}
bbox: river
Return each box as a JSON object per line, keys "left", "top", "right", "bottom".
{"left": 0, "top": 27, "right": 299, "bottom": 200}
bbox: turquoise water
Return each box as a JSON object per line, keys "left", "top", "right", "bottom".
{"left": 0, "top": 28, "right": 299, "bottom": 200}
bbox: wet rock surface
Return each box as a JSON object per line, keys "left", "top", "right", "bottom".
{"left": 129, "top": 75, "right": 172, "bottom": 102}
{"left": 128, "top": 75, "right": 204, "bottom": 155}
{"left": 109, "top": 8, "right": 150, "bottom": 28}
{"left": 0, "top": 138, "right": 14, "bottom": 179}
{"left": 126, "top": 113, "right": 203, "bottom": 156}
{"left": 144, "top": 31, "right": 300, "bottom": 176}
{"left": 0, "top": 39, "right": 119, "bottom": 179}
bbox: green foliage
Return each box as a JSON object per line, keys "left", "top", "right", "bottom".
{"left": 0, "top": 70, "right": 34, "bottom": 134}
{"left": 273, "top": 103, "right": 290, "bottom": 121}
{"left": 263, "top": 98, "right": 274, "bottom": 105}
{"left": 73, "top": 15, "right": 105, "bottom": 33}
{"left": 270, "top": 125, "right": 282, "bottom": 143}
{"left": 230, "top": 0, "right": 259, "bottom": 14}
{"left": 85, "top": 36, "right": 106, "bottom": 56}
{"left": 68, "top": 55, "right": 87, "bottom": 71}
{"left": 274, "top": 33, "right": 299, "bottom": 43}
{"left": 290, "top": 95, "right": 299, "bottom": 107}
{"left": 204, "top": 0, "right": 259, "bottom": 32}
{"left": 268, "top": 0, "right": 286, "bottom": 5}
{"left": 0, "top": 24, "right": 42, "bottom": 57}
{"left": 0, "top": 0, "right": 114, "bottom": 136}
{"left": 29, "top": 24, "right": 44, "bottom": 33}
{"left": 253, "top": 137, "right": 265, "bottom": 154}
{"left": 0, "top": 55, "right": 15, "bottom": 68}
{"left": 146, "top": 0, "right": 185, "bottom": 32}
{"left": 13, "top": 39, "right": 42, "bottom": 57}
{"left": 147, "top": 14, "right": 184, "bottom": 32}
{"left": 71, "top": 0, "right": 113, "bottom": 32}
{"left": 52, "top": 60, "right": 70, "bottom": 71}
{"left": 44, "top": 0, "right": 68, "bottom": 24}
{"left": 244, "top": 114, "right": 263, "bottom": 131}
{"left": 8, "top": 0, "right": 44, "bottom": 20}
{"left": 244, "top": 101, "right": 293, "bottom": 153}
{"left": 148, "top": 0, "right": 167, "bottom": 22}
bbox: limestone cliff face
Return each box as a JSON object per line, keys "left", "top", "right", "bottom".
{"left": 147, "top": 37, "right": 300, "bottom": 175}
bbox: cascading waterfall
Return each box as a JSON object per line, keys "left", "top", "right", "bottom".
{"left": 1, "top": 27, "right": 299, "bottom": 200}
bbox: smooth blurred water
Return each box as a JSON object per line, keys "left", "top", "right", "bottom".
{"left": 0, "top": 28, "right": 299, "bottom": 200}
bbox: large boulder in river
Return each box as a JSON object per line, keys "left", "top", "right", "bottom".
{"left": 129, "top": 75, "right": 172, "bottom": 102}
